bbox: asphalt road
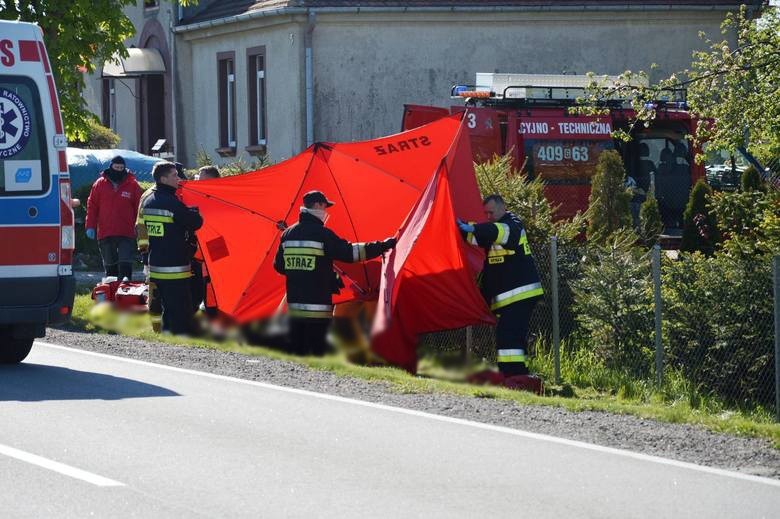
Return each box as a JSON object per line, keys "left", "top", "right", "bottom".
{"left": 1, "top": 342, "right": 778, "bottom": 518}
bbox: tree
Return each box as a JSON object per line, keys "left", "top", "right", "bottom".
{"left": 638, "top": 194, "right": 663, "bottom": 247}
{"left": 586, "top": 150, "right": 632, "bottom": 244}
{"left": 740, "top": 165, "right": 764, "bottom": 192}
{"left": 575, "top": 5, "right": 779, "bottom": 162}
{"left": 1, "top": 1, "right": 196, "bottom": 141}
{"left": 681, "top": 179, "right": 720, "bottom": 255}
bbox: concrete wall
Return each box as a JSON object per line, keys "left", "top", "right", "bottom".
{"left": 179, "top": 16, "right": 307, "bottom": 166}
{"left": 311, "top": 9, "right": 734, "bottom": 143}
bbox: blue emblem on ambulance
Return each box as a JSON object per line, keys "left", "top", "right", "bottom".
{"left": 15, "top": 167, "right": 32, "bottom": 183}
{"left": 0, "top": 88, "right": 32, "bottom": 159}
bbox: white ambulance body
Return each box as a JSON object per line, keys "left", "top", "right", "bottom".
{"left": 0, "top": 20, "right": 75, "bottom": 363}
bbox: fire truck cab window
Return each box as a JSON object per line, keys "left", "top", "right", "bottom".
{"left": 631, "top": 131, "right": 691, "bottom": 228}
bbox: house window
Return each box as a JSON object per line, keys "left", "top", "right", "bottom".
{"left": 101, "top": 78, "right": 116, "bottom": 131}
{"left": 144, "top": 0, "right": 159, "bottom": 9}
{"left": 246, "top": 46, "right": 266, "bottom": 155}
{"left": 217, "top": 51, "right": 237, "bottom": 155}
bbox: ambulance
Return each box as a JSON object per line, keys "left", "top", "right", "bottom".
{"left": 0, "top": 20, "right": 75, "bottom": 363}
{"left": 403, "top": 73, "right": 705, "bottom": 230}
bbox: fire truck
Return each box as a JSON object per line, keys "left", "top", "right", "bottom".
{"left": 403, "top": 73, "right": 704, "bottom": 229}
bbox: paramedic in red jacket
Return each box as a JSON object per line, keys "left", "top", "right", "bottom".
{"left": 85, "top": 155, "right": 143, "bottom": 281}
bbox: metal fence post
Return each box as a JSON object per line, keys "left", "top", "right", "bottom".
{"left": 465, "top": 326, "right": 473, "bottom": 363}
{"left": 551, "top": 236, "right": 561, "bottom": 384}
{"left": 773, "top": 256, "right": 780, "bottom": 422}
{"left": 652, "top": 245, "right": 663, "bottom": 387}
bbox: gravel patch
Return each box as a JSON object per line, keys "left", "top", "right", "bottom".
{"left": 44, "top": 326, "right": 780, "bottom": 479}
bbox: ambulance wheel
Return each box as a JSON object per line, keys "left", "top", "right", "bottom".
{"left": 0, "top": 337, "right": 34, "bottom": 364}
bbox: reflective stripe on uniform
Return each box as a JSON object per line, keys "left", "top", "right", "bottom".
{"left": 283, "top": 240, "right": 324, "bottom": 249}
{"left": 491, "top": 282, "right": 544, "bottom": 310}
{"left": 143, "top": 208, "right": 174, "bottom": 217}
{"left": 497, "top": 348, "right": 527, "bottom": 363}
{"left": 144, "top": 215, "right": 174, "bottom": 223}
{"left": 283, "top": 247, "right": 325, "bottom": 256}
{"left": 137, "top": 239, "right": 149, "bottom": 247}
{"left": 486, "top": 245, "right": 515, "bottom": 257}
{"left": 494, "top": 223, "right": 510, "bottom": 245}
{"left": 466, "top": 232, "right": 477, "bottom": 246}
{"left": 289, "top": 302, "right": 333, "bottom": 319}
{"left": 149, "top": 264, "right": 192, "bottom": 280}
{"left": 352, "top": 243, "right": 367, "bottom": 262}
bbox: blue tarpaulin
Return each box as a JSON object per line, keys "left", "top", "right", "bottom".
{"left": 67, "top": 148, "right": 161, "bottom": 189}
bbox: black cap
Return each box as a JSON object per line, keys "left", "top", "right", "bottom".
{"left": 110, "top": 155, "right": 126, "bottom": 166}
{"left": 303, "top": 190, "right": 334, "bottom": 208}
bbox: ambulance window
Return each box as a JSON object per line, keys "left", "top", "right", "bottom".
{"left": 0, "top": 76, "right": 49, "bottom": 196}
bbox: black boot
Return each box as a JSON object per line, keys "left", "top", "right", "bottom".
{"left": 118, "top": 262, "right": 133, "bottom": 281}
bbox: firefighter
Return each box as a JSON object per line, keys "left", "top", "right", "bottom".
{"left": 191, "top": 166, "right": 220, "bottom": 317}
{"left": 458, "top": 194, "right": 543, "bottom": 379}
{"left": 274, "top": 190, "right": 396, "bottom": 356}
{"left": 137, "top": 163, "right": 189, "bottom": 332}
{"left": 141, "top": 162, "right": 203, "bottom": 335}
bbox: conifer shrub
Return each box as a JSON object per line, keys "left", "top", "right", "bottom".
{"left": 586, "top": 150, "right": 632, "bottom": 244}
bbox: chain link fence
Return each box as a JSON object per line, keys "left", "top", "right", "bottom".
{"left": 420, "top": 241, "right": 780, "bottom": 418}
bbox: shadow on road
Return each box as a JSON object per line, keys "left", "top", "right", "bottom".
{"left": 0, "top": 363, "right": 179, "bottom": 402}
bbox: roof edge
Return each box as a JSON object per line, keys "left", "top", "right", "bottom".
{"left": 174, "top": 4, "right": 751, "bottom": 33}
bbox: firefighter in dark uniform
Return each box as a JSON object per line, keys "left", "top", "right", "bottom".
{"left": 458, "top": 194, "right": 543, "bottom": 377}
{"left": 274, "top": 191, "right": 396, "bottom": 356}
{"left": 141, "top": 162, "right": 203, "bottom": 335}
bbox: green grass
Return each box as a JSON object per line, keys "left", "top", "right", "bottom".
{"left": 64, "top": 293, "right": 780, "bottom": 448}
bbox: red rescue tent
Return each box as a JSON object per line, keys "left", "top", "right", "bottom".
{"left": 179, "top": 114, "right": 484, "bottom": 323}
{"left": 372, "top": 154, "right": 496, "bottom": 373}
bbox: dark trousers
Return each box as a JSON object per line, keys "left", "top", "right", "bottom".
{"left": 495, "top": 298, "right": 538, "bottom": 376}
{"left": 155, "top": 277, "right": 194, "bottom": 335}
{"left": 190, "top": 260, "right": 204, "bottom": 314}
{"left": 289, "top": 317, "right": 331, "bottom": 356}
{"left": 98, "top": 236, "right": 136, "bottom": 279}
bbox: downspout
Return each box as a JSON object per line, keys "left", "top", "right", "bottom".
{"left": 169, "top": 6, "right": 179, "bottom": 160}
{"left": 305, "top": 11, "right": 316, "bottom": 147}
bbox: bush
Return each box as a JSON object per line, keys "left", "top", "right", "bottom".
{"left": 740, "top": 165, "right": 764, "bottom": 192}
{"left": 638, "top": 194, "right": 663, "bottom": 247}
{"left": 69, "top": 119, "right": 121, "bottom": 149}
{"left": 663, "top": 252, "right": 775, "bottom": 408}
{"left": 195, "top": 146, "right": 272, "bottom": 176}
{"left": 586, "top": 150, "right": 632, "bottom": 244}
{"left": 572, "top": 230, "right": 655, "bottom": 378}
{"left": 709, "top": 187, "right": 775, "bottom": 256}
{"left": 680, "top": 179, "right": 719, "bottom": 255}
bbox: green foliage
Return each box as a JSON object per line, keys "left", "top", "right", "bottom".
{"left": 0, "top": 1, "right": 198, "bottom": 141}
{"left": 69, "top": 119, "right": 121, "bottom": 149}
{"left": 575, "top": 6, "right": 780, "bottom": 162}
{"left": 195, "top": 147, "right": 271, "bottom": 177}
{"left": 638, "top": 194, "right": 663, "bottom": 247}
{"left": 681, "top": 179, "right": 720, "bottom": 255}
{"left": 586, "top": 150, "right": 632, "bottom": 244}
{"left": 662, "top": 252, "right": 775, "bottom": 408}
{"left": 709, "top": 187, "right": 778, "bottom": 256}
{"left": 473, "top": 153, "right": 585, "bottom": 246}
{"left": 740, "top": 165, "right": 764, "bottom": 192}
{"left": 572, "top": 231, "right": 655, "bottom": 378}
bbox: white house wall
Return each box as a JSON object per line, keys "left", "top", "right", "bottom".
{"left": 180, "top": 17, "right": 306, "bottom": 166}
{"left": 311, "top": 9, "right": 733, "bottom": 143}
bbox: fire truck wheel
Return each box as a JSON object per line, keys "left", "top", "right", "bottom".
{"left": 0, "top": 336, "right": 34, "bottom": 364}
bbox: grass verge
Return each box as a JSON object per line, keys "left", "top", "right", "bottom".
{"left": 65, "top": 293, "right": 780, "bottom": 448}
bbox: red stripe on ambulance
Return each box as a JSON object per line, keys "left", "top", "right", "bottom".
{"left": 0, "top": 227, "right": 60, "bottom": 266}
{"left": 18, "top": 40, "right": 40, "bottom": 62}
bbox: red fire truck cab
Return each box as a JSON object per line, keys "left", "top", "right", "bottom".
{"left": 403, "top": 73, "right": 704, "bottom": 230}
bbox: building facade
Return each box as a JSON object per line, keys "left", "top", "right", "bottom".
{"left": 83, "top": 1, "right": 761, "bottom": 166}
